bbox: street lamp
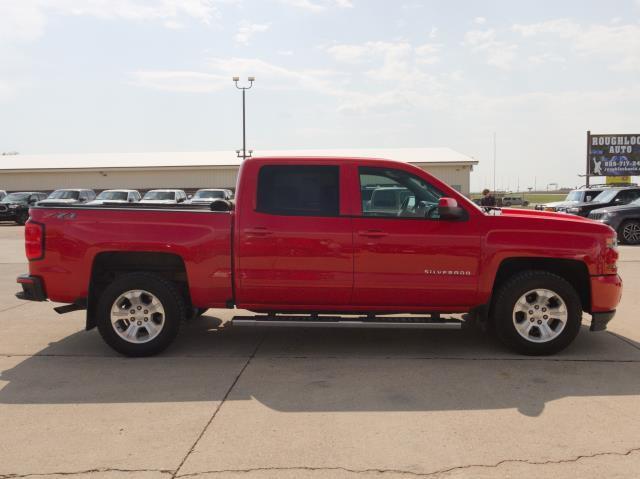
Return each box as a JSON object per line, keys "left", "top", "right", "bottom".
{"left": 233, "top": 76, "right": 255, "bottom": 160}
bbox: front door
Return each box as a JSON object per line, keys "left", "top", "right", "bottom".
{"left": 236, "top": 163, "right": 353, "bottom": 308}
{"left": 352, "top": 166, "right": 481, "bottom": 309}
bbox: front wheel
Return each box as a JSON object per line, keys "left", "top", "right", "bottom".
{"left": 619, "top": 220, "right": 640, "bottom": 245}
{"left": 492, "top": 271, "right": 582, "bottom": 355}
{"left": 96, "top": 273, "right": 184, "bottom": 356}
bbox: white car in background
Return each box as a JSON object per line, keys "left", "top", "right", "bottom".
{"left": 140, "top": 189, "right": 187, "bottom": 204}
{"left": 188, "top": 188, "right": 233, "bottom": 204}
{"left": 89, "top": 189, "right": 141, "bottom": 205}
{"left": 38, "top": 189, "right": 96, "bottom": 205}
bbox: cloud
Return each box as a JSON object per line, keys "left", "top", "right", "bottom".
{"left": 473, "top": 16, "right": 486, "bottom": 25}
{"left": 130, "top": 71, "right": 227, "bottom": 92}
{"left": 0, "top": 0, "right": 224, "bottom": 43}
{"left": 278, "top": 0, "right": 353, "bottom": 12}
{"left": 463, "top": 29, "right": 517, "bottom": 70}
{"left": 512, "top": 19, "right": 640, "bottom": 71}
{"left": 234, "top": 21, "right": 270, "bottom": 45}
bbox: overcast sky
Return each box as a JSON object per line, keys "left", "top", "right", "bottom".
{"left": 1, "top": 0, "right": 639, "bottom": 191}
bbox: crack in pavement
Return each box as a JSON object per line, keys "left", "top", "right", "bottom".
{"left": 1, "top": 353, "right": 639, "bottom": 363}
{"left": 170, "top": 333, "right": 268, "bottom": 479}
{"left": 173, "top": 446, "right": 640, "bottom": 477}
{"left": 0, "top": 468, "right": 173, "bottom": 478}
{"left": 1, "top": 447, "right": 639, "bottom": 478}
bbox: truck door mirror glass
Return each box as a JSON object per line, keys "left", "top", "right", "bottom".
{"left": 438, "top": 197, "right": 466, "bottom": 220}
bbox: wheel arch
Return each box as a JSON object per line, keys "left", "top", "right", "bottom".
{"left": 492, "top": 257, "right": 590, "bottom": 313}
{"left": 86, "top": 251, "right": 190, "bottom": 330}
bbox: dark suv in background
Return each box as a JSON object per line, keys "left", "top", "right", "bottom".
{"left": 0, "top": 192, "right": 48, "bottom": 224}
{"left": 559, "top": 186, "right": 640, "bottom": 217}
{"left": 589, "top": 199, "right": 640, "bottom": 244}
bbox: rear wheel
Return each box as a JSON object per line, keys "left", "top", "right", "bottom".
{"left": 619, "top": 220, "right": 640, "bottom": 245}
{"left": 96, "top": 273, "right": 184, "bottom": 356}
{"left": 492, "top": 271, "right": 582, "bottom": 355}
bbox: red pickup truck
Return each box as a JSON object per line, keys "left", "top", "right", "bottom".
{"left": 17, "top": 156, "right": 622, "bottom": 357}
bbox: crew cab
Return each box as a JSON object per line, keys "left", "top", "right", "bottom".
{"left": 189, "top": 188, "right": 234, "bottom": 204}
{"left": 16, "top": 157, "right": 622, "bottom": 357}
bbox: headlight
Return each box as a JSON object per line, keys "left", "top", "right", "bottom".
{"left": 605, "top": 211, "right": 617, "bottom": 217}
{"left": 8, "top": 204, "right": 18, "bottom": 209}
{"left": 567, "top": 207, "right": 581, "bottom": 213}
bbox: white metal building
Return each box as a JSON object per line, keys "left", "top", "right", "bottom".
{"left": 0, "top": 148, "right": 478, "bottom": 195}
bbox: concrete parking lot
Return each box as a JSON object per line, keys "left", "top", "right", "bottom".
{"left": 1, "top": 224, "right": 639, "bottom": 479}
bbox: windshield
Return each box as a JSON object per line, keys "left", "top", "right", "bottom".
{"left": 1, "top": 193, "right": 30, "bottom": 203}
{"left": 565, "top": 191, "right": 583, "bottom": 202}
{"left": 48, "top": 190, "right": 79, "bottom": 200}
{"left": 194, "top": 190, "right": 224, "bottom": 199}
{"left": 593, "top": 189, "right": 618, "bottom": 203}
{"left": 143, "top": 191, "right": 175, "bottom": 200}
{"left": 97, "top": 191, "right": 128, "bottom": 201}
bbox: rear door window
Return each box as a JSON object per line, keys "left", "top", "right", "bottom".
{"left": 256, "top": 165, "right": 339, "bottom": 217}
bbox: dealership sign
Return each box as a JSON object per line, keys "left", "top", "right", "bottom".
{"left": 588, "top": 134, "right": 640, "bottom": 176}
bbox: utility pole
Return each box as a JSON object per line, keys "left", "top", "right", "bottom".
{"left": 493, "top": 132, "right": 497, "bottom": 192}
{"left": 233, "top": 76, "right": 255, "bottom": 160}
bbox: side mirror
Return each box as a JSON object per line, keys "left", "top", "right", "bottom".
{"left": 438, "top": 197, "right": 466, "bottom": 220}
{"left": 614, "top": 197, "right": 624, "bottom": 204}
{"left": 187, "top": 194, "right": 193, "bottom": 200}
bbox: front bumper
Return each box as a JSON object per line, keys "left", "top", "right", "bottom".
{"left": 16, "top": 274, "right": 46, "bottom": 301}
{"left": 589, "top": 274, "right": 622, "bottom": 331}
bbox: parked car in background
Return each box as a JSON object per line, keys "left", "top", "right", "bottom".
{"left": 0, "top": 192, "right": 47, "bottom": 224}
{"left": 535, "top": 186, "right": 607, "bottom": 211}
{"left": 38, "top": 189, "right": 96, "bottom": 206}
{"left": 367, "top": 186, "right": 414, "bottom": 215}
{"left": 500, "top": 195, "right": 529, "bottom": 207}
{"left": 140, "top": 189, "right": 187, "bottom": 204}
{"left": 589, "top": 198, "right": 640, "bottom": 245}
{"left": 90, "top": 190, "right": 141, "bottom": 205}
{"left": 189, "top": 188, "right": 233, "bottom": 204}
{"left": 560, "top": 186, "right": 640, "bottom": 217}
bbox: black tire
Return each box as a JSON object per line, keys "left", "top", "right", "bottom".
{"left": 492, "top": 271, "right": 582, "bottom": 355}
{"left": 16, "top": 211, "right": 29, "bottom": 225}
{"left": 96, "top": 272, "right": 184, "bottom": 357}
{"left": 618, "top": 220, "right": 640, "bottom": 245}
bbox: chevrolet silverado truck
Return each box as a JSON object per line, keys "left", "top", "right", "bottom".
{"left": 16, "top": 156, "right": 622, "bottom": 357}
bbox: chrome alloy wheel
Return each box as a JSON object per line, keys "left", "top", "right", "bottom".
{"left": 623, "top": 222, "right": 640, "bottom": 244}
{"left": 110, "top": 290, "right": 165, "bottom": 344}
{"left": 512, "top": 289, "right": 568, "bottom": 343}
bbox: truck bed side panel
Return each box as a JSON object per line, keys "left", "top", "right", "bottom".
{"left": 28, "top": 208, "right": 233, "bottom": 307}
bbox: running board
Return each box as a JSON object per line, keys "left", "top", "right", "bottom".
{"left": 231, "top": 315, "right": 464, "bottom": 330}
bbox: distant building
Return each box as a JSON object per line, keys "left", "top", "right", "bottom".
{"left": 0, "top": 147, "right": 478, "bottom": 195}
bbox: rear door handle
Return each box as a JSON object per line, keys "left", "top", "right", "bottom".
{"left": 358, "top": 230, "right": 388, "bottom": 238}
{"left": 245, "top": 227, "right": 272, "bottom": 236}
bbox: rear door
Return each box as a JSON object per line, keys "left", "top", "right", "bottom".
{"left": 236, "top": 162, "right": 354, "bottom": 308}
{"left": 351, "top": 165, "right": 482, "bottom": 309}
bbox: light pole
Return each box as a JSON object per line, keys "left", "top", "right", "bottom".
{"left": 233, "top": 76, "right": 255, "bottom": 160}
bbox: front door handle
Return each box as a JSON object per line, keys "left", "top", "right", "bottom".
{"left": 358, "top": 230, "right": 388, "bottom": 238}
{"left": 245, "top": 227, "right": 272, "bottom": 236}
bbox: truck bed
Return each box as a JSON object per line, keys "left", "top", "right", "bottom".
{"left": 27, "top": 205, "right": 234, "bottom": 307}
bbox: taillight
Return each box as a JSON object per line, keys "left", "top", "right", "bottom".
{"left": 25, "top": 221, "right": 44, "bottom": 261}
{"left": 603, "top": 236, "right": 618, "bottom": 274}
